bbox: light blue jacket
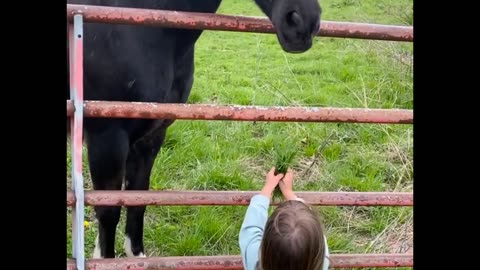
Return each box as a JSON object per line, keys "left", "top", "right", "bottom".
{"left": 239, "top": 194, "right": 330, "bottom": 270}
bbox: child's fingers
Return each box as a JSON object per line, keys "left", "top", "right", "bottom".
{"left": 278, "top": 179, "right": 292, "bottom": 194}
{"left": 283, "top": 169, "right": 294, "bottom": 182}
{"left": 266, "top": 167, "right": 283, "bottom": 184}
{"left": 267, "top": 167, "right": 276, "bottom": 177}
{"left": 274, "top": 173, "right": 284, "bottom": 181}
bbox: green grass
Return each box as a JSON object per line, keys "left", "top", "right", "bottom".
{"left": 67, "top": 0, "right": 413, "bottom": 269}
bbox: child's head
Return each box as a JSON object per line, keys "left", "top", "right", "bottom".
{"left": 258, "top": 200, "right": 326, "bottom": 270}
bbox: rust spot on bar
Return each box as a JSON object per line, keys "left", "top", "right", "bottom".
{"left": 66, "top": 4, "right": 413, "bottom": 42}
{"left": 66, "top": 101, "right": 413, "bottom": 124}
{"left": 67, "top": 191, "right": 75, "bottom": 206}
{"left": 66, "top": 254, "right": 413, "bottom": 269}
{"left": 66, "top": 190, "right": 413, "bottom": 207}
{"left": 67, "top": 101, "right": 75, "bottom": 115}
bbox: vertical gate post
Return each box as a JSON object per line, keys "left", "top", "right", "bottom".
{"left": 69, "top": 14, "right": 85, "bottom": 270}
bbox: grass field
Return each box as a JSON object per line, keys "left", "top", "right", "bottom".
{"left": 67, "top": 0, "right": 413, "bottom": 269}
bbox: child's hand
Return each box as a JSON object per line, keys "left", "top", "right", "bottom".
{"left": 260, "top": 167, "right": 284, "bottom": 198}
{"left": 279, "top": 169, "right": 297, "bottom": 200}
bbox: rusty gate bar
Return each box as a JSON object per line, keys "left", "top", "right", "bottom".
{"left": 66, "top": 101, "right": 413, "bottom": 124}
{"left": 66, "top": 4, "right": 413, "bottom": 42}
{"left": 66, "top": 254, "right": 413, "bottom": 270}
{"left": 67, "top": 190, "right": 413, "bottom": 207}
{"left": 69, "top": 14, "right": 85, "bottom": 270}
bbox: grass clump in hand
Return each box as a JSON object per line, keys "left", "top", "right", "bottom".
{"left": 271, "top": 142, "right": 297, "bottom": 201}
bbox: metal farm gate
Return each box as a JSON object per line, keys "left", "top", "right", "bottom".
{"left": 66, "top": 4, "right": 414, "bottom": 270}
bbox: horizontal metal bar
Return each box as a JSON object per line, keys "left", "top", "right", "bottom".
{"left": 66, "top": 4, "right": 413, "bottom": 42}
{"left": 66, "top": 190, "right": 413, "bottom": 206}
{"left": 66, "top": 101, "right": 413, "bottom": 124}
{"left": 66, "top": 254, "right": 413, "bottom": 269}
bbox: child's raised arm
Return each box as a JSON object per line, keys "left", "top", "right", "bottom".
{"left": 238, "top": 167, "right": 284, "bottom": 270}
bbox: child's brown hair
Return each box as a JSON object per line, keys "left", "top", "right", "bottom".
{"left": 258, "top": 200, "right": 326, "bottom": 270}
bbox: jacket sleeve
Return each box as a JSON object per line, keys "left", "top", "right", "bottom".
{"left": 238, "top": 194, "right": 270, "bottom": 270}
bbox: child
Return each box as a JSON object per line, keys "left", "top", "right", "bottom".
{"left": 239, "top": 167, "right": 330, "bottom": 270}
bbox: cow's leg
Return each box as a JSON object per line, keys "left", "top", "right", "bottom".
{"left": 87, "top": 127, "right": 129, "bottom": 259}
{"left": 124, "top": 127, "right": 167, "bottom": 257}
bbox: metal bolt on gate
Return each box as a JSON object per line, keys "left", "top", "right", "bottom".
{"left": 67, "top": 4, "right": 413, "bottom": 270}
